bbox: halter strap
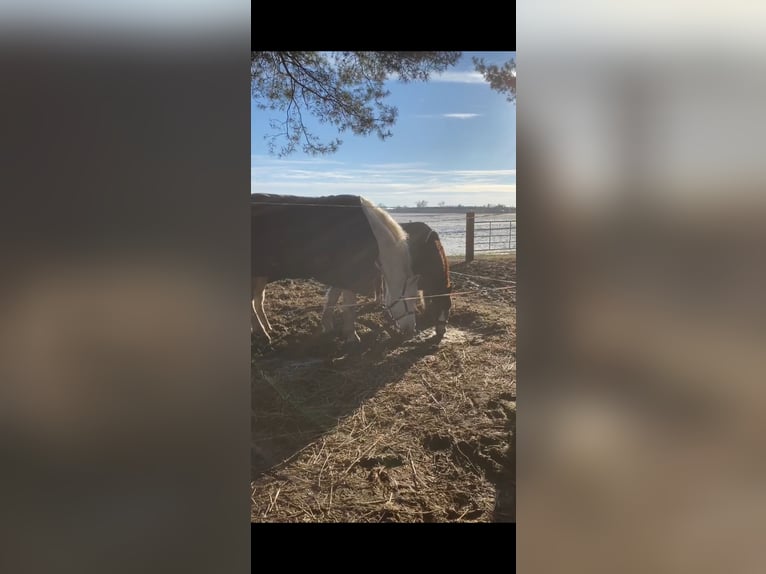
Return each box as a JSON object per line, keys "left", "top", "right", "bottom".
{"left": 384, "top": 280, "right": 417, "bottom": 324}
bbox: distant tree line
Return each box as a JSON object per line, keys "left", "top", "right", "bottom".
{"left": 385, "top": 203, "right": 514, "bottom": 214}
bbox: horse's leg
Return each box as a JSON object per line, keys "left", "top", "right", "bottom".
{"left": 374, "top": 274, "right": 384, "bottom": 304}
{"left": 251, "top": 282, "right": 271, "bottom": 343}
{"left": 322, "top": 287, "right": 342, "bottom": 334}
{"left": 251, "top": 300, "right": 271, "bottom": 341}
{"left": 373, "top": 261, "right": 385, "bottom": 305}
{"left": 341, "top": 289, "right": 361, "bottom": 344}
{"left": 253, "top": 276, "right": 272, "bottom": 332}
{"left": 432, "top": 300, "right": 449, "bottom": 338}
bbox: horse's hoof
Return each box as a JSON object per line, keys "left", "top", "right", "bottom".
{"left": 343, "top": 333, "right": 361, "bottom": 345}
{"left": 251, "top": 333, "right": 272, "bottom": 345}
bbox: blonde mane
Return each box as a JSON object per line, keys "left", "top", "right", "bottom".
{"left": 359, "top": 197, "right": 413, "bottom": 307}
{"left": 360, "top": 197, "right": 408, "bottom": 245}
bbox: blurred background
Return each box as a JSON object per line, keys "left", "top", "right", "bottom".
{"left": 5, "top": 0, "right": 766, "bottom": 569}
{"left": 0, "top": 2, "right": 251, "bottom": 573}
{"left": 518, "top": 2, "right": 766, "bottom": 572}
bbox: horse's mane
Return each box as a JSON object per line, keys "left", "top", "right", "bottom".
{"left": 360, "top": 197, "right": 408, "bottom": 245}
{"left": 430, "top": 232, "right": 451, "bottom": 290}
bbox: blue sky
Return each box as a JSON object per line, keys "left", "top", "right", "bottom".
{"left": 251, "top": 52, "right": 516, "bottom": 208}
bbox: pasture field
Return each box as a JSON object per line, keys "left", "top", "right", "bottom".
{"left": 391, "top": 212, "right": 516, "bottom": 256}
{"left": 251, "top": 254, "right": 516, "bottom": 522}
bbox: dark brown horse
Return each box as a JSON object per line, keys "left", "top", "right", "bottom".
{"left": 401, "top": 221, "right": 452, "bottom": 338}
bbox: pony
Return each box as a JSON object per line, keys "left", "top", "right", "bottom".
{"left": 251, "top": 194, "right": 419, "bottom": 343}
{"left": 325, "top": 221, "right": 452, "bottom": 340}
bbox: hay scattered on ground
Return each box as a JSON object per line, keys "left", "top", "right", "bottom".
{"left": 252, "top": 255, "right": 515, "bottom": 522}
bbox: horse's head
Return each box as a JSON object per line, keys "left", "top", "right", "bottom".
{"left": 361, "top": 201, "right": 421, "bottom": 339}
{"left": 421, "top": 231, "right": 451, "bottom": 339}
{"left": 384, "top": 273, "right": 419, "bottom": 338}
{"left": 425, "top": 285, "right": 452, "bottom": 338}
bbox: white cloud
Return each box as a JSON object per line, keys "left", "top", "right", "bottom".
{"left": 431, "top": 70, "right": 486, "bottom": 84}
{"left": 360, "top": 162, "right": 428, "bottom": 170}
{"left": 413, "top": 113, "right": 483, "bottom": 120}
{"left": 443, "top": 113, "right": 482, "bottom": 120}
{"left": 251, "top": 161, "right": 516, "bottom": 206}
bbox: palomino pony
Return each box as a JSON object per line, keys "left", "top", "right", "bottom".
{"left": 326, "top": 221, "right": 452, "bottom": 340}
{"left": 251, "top": 194, "right": 419, "bottom": 344}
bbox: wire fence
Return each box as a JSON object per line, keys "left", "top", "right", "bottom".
{"left": 254, "top": 269, "right": 514, "bottom": 313}
{"left": 473, "top": 220, "right": 516, "bottom": 253}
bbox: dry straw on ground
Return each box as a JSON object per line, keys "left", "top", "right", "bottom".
{"left": 252, "top": 255, "right": 515, "bottom": 522}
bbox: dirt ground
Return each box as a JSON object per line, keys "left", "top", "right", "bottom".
{"left": 251, "top": 254, "right": 516, "bottom": 522}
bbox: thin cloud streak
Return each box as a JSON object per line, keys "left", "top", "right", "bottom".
{"left": 250, "top": 181, "right": 516, "bottom": 208}
{"left": 430, "top": 70, "right": 486, "bottom": 84}
{"left": 252, "top": 165, "right": 516, "bottom": 182}
{"left": 250, "top": 156, "right": 516, "bottom": 206}
{"left": 251, "top": 161, "right": 516, "bottom": 206}
{"left": 443, "top": 113, "right": 481, "bottom": 119}
{"left": 252, "top": 180, "right": 516, "bottom": 193}
{"left": 413, "top": 113, "right": 483, "bottom": 120}
{"left": 359, "top": 162, "right": 429, "bottom": 170}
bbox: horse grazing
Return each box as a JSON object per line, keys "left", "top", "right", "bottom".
{"left": 401, "top": 222, "right": 452, "bottom": 337}
{"left": 326, "top": 221, "right": 452, "bottom": 340}
{"left": 251, "top": 194, "right": 419, "bottom": 344}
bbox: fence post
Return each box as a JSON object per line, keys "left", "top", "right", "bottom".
{"left": 465, "top": 212, "right": 475, "bottom": 262}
